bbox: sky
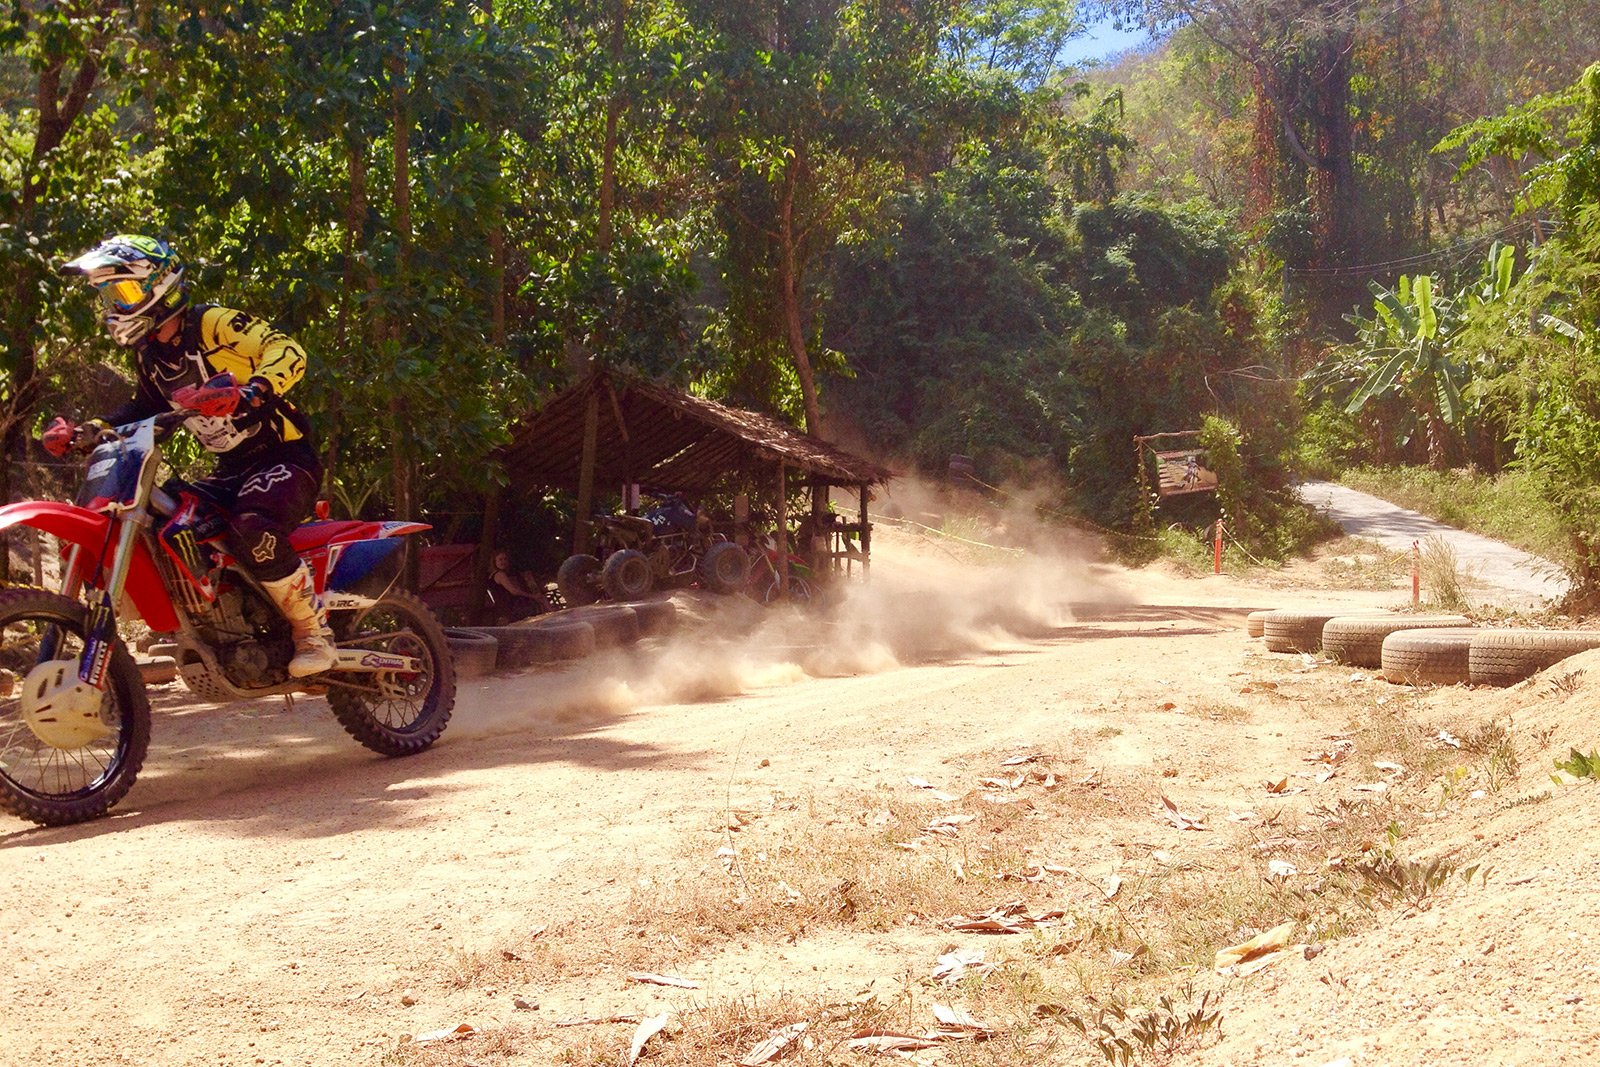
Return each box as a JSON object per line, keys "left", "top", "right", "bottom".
{"left": 1059, "top": 16, "right": 1153, "bottom": 65}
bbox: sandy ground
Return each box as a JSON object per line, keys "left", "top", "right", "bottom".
{"left": 2, "top": 525, "right": 1597, "bottom": 1067}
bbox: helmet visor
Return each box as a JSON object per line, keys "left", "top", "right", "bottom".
{"left": 96, "top": 278, "right": 148, "bottom": 313}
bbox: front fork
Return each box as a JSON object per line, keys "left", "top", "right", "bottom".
{"left": 50, "top": 518, "right": 144, "bottom": 691}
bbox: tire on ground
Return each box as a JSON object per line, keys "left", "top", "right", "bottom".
{"left": 137, "top": 655, "right": 178, "bottom": 685}
{"left": 1246, "top": 610, "right": 1273, "bottom": 639}
{"left": 562, "top": 603, "right": 641, "bottom": 646}
{"left": 444, "top": 627, "right": 499, "bottom": 679}
{"left": 601, "top": 549, "right": 654, "bottom": 601}
{"left": 473, "top": 621, "right": 597, "bottom": 669}
{"left": 1262, "top": 609, "right": 1379, "bottom": 653}
{"left": 1322, "top": 614, "right": 1471, "bottom": 668}
{"left": 1380, "top": 627, "right": 1479, "bottom": 686}
{"left": 1468, "top": 629, "right": 1600, "bottom": 687}
{"left": 625, "top": 598, "right": 678, "bottom": 636}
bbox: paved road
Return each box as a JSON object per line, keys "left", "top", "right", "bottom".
{"left": 1296, "top": 479, "right": 1570, "bottom": 610}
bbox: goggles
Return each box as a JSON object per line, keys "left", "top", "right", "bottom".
{"left": 96, "top": 278, "right": 149, "bottom": 313}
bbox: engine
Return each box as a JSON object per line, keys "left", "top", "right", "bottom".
{"left": 187, "top": 581, "right": 295, "bottom": 688}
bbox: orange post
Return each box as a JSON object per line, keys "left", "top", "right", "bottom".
{"left": 1213, "top": 520, "right": 1224, "bottom": 574}
{"left": 1411, "top": 540, "right": 1420, "bottom": 605}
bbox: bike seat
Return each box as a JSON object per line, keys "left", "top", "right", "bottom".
{"left": 607, "top": 514, "right": 657, "bottom": 537}
{"left": 291, "top": 520, "right": 374, "bottom": 551}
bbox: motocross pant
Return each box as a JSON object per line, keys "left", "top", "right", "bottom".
{"left": 190, "top": 440, "right": 322, "bottom": 583}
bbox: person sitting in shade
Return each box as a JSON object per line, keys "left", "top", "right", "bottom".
{"left": 490, "top": 550, "right": 550, "bottom": 620}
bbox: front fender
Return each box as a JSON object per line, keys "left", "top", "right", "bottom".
{"left": 0, "top": 500, "right": 180, "bottom": 632}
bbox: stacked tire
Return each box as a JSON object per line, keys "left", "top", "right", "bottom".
{"left": 1380, "top": 628, "right": 1479, "bottom": 686}
{"left": 1260, "top": 609, "right": 1384, "bottom": 653}
{"left": 1469, "top": 630, "right": 1600, "bottom": 687}
{"left": 1322, "top": 614, "right": 1471, "bottom": 668}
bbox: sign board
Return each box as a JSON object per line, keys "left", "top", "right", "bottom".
{"left": 1153, "top": 449, "right": 1216, "bottom": 497}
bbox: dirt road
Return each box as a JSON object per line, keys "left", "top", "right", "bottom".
{"left": 3, "top": 531, "right": 1597, "bottom": 1067}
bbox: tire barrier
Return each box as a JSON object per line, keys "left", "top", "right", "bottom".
{"left": 1262, "top": 609, "right": 1382, "bottom": 653}
{"left": 1322, "top": 614, "right": 1472, "bottom": 669}
{"left": 1246, "top": 610, "right": 1272, "bottom": 639}
{"left": 472, "top": 622, "right": 598, "bottom": 670}
{"left": 1380, "top": 627, "right": 1479, "bottom": 686}
{"left": 1468, "top": 630, "right": 1600, "bottom": 687}
{"left": 627, "top": 598, "right": 678, "bottom": 637}
{"left": 444, "top": 628, "right": 500, "bottom": 680}
{"left": 136, "top": 655, "right": 178, "bottom": 686}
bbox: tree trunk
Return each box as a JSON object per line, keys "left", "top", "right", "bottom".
{"left": 1308, "top": 29, "right": 1358, "bottom": 264}
{"left": 777, "top": 150, "right": 822, "bottom": 438}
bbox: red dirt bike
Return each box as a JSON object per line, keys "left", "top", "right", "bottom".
{"left": 0, "top": 410, "right": 455, "bottom": 826}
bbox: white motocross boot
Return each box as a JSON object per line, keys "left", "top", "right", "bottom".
{"left": 261, "top": 561, "right": 338, "bottom": 678}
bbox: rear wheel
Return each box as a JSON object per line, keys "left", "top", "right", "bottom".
{"left": 327, "top": 590, "right": 455, "bottom": 756}
{"left": 556, "top": 554, "right": 601, "bottom": 607}
{"left": 699, "top": 542, "right": 751, "bottom": 594}
{"left": 0, "top": 587, "right": 150, "bottom": 826}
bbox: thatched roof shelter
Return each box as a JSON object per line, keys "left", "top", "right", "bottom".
{"left": 499, "top": 368, "right": 893, "bottom": 495}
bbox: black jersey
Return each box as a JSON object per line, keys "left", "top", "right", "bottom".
{"left": 106, "top": 304, "right": 314, "bottom": 458}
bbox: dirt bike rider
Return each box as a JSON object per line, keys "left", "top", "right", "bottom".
{"left": 46, "top": 234, "right": 337, "bottom": 678}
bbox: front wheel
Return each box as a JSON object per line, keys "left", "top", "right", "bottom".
{"left": 327, "top": 590, "right": 455, "bottom": 757}
{"left": 556, "top": 554, "right": 602, "bottom": 607}
{"left": 601, "top": 548, "right": 654, "bottom": 601}
{"left": 0, "top": 587, "right": 151, "bottom": 826}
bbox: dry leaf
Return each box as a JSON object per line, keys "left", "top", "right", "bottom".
{"left": 1157, "top": 796, "right": 1208, "bottom": 831}
{"left": 1078, "top": 769, "right": 1102, "bottom": 787}
{"left": 1227, "top": 810, "right": 1259, "bottom": 823}
{"left": 932, "top": 949, "right": 992, "bottom": 984}
{"left": 1436, "top": 730, "right": 1462, "bottom": 748}
{"left": 739, "top": 1022, "right": 809, "bottom": 1066}
{"left": 906, "top": 776, "right": 934, "bottom": 789}
{"left": 1264, "top": 779, "right": 1305, "bottom": 796}
{"left": 413, "top": 1023, "right": 475, "bottom": 1044}
{"left": 628, "top": 972, "right": 700, "bottom": 989}
{"left": 1351, "top": 782, "right": 1388, "bottom": 793}
{"left": 1103, "top": 874, "right": 1122, "bottom": 899}
{"left": 1215, "top": 921, "right": 1296, "bottom": 975}
{"left": 1000, "top": 754, "right": 1039, "bottom": 766}
{"left": 1267, "top": 859, "right": 1298, "bottom": 879}
{"left": 931, "top": 1003, "right": 995, "bottom": 1038}
{"left": 848, "top": 1030, "right": 941, "bottom": 1054}
{"left": 1373, "top": 761, "right": 1405, "bottom": 776}
{"left": 628, "top": 1013, "right": 670, "bottom": 1066}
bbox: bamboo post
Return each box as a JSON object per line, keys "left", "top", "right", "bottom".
{"left": 472, "top": 486, "right": 501, "bottom": 619}
{"left": 775, "top": 462, "right": 788, "bottom": 597}
{"left": 1412, "top": 540, "right": 1420, "bottom": 605}
{"left": 1213, "top": 520, "right": 1223, "bottom": 574}
{"left": 859, "top": 484, "right": 871, "bottom": 580}
{"left": 573, "top": 389, "right": 600, "bottom": 555}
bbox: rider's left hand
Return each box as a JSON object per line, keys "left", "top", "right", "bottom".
{"left": 173, "top": 373, "right": 263, "bottom": 418}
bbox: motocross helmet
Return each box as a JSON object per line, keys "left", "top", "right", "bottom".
{"left": 63, "top": 235, "right": 189, "bottom": 347}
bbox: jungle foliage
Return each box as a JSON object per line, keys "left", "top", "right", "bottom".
{"left": 1, "top": 2, "right": 1596, "bottom": 569}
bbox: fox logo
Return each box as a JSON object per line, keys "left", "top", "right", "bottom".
{"left": 251, "top": 532, "right": 279, "bottom": 564}
{"left": 241, "top": 464, "right": 294, "bottom": 498}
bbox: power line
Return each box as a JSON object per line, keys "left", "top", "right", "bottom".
{"left": 1283, "top": 218, "right": 1552, "bottom": 279}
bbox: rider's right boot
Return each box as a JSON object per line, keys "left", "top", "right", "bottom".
{"left": 261, "top": 561, "right": 338, "bottom": 678}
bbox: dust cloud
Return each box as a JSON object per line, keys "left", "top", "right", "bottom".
{"left": 448, "top": 516, "right": 1133, "bottom": 742}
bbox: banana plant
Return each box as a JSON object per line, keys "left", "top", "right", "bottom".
{"left": 1312, "top": 244, "right": 1518, "bottom": 469}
